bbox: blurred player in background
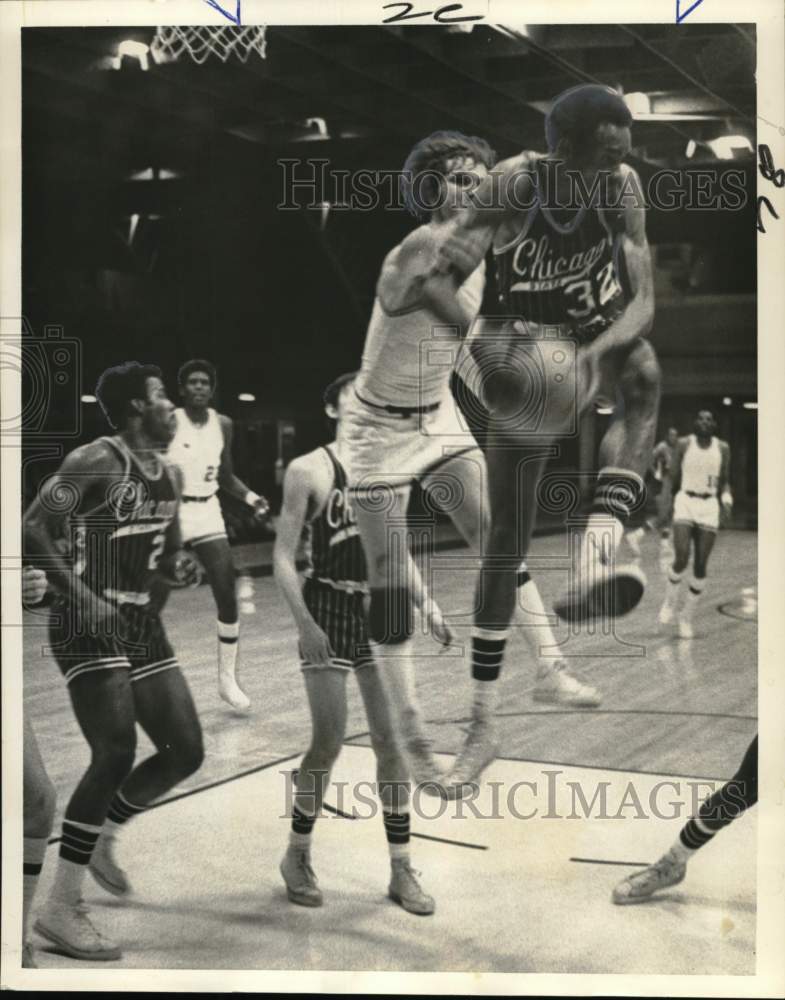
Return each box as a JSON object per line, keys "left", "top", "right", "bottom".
{"left": 168, "top": 359, "right": 270, "bottom": 711}
{"left": 339, "top": 131, "right": 599, "bottom": 795}
{"left": 21, "top": 566, "right": 56, "bottom": 968}
{"left": 23, "top": 362, "right": 204, "bottom": 962}
{"left": 658, "top": 410, "right": 732, "bottom": 638}
{"left": 612, "top": 735, "right": 756, "bottom": 903}
{"left": 428, "top": 85, "right": 659, "bottom": 783}
{"left": 274, "top": 373, "right": 437, "bottom": 914}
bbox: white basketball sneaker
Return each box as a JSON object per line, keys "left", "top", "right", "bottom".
{"left": 555, "top": 526, "right": 646, "bottom": 623}
{"left": 677, "top": 617, "right": 694, "bottom": 639}
{"left": 533, "top": 660, "right": 602, "bottom": 707}
{"left": 35, "top": 898, "right": 121, "bottom": 961}
{"left": 218, "top": 671, "right": 251, "bottom": 712}
{"left": 658, "top": 600, "right": 676, "bottom": 626}
{"left": 279, "top": 848, "right": 323, "bottom": 907}
{"left": 388, "top": 860, "right": 435, "bottom": 916}
{"left": 612, "top": 847, "right": 687, "bottom": 904}
{"left": 445, "top": 716, "right": 497, "bottom": 793}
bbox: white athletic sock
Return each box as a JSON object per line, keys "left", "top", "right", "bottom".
{"left": 583, "top": 513, "right": 625, "bottom": 567}
{"left": 217, "top": 619, "right": 240, "bottom": 678}
{"left": 289, "top": 802, "right": 317, "bottom": 852}
{"left": 23, "top": 837, "right": 48, "bottom": 941}
{"left": 668, "top": 838, "right": 695, "bottom": 863}
{"left": 515, "top": 567, "right": 558, "bottom": 671}
{"left": 664, "top": 568, "right": 684, "bottom": 608}
{"left": 472, "top": 679, "right": 498, "bottom": 718}
{"left": 682, "top": 576, "right": 706, "bottom": 621}
{"left": 50, "top": 820, "right": 103, "bottom": 904}
{"left": 370, "top": 640, "right": 426, "bottom": 744}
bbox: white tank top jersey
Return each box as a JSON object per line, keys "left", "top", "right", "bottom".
{"left": 356, "top": 260, "right": 486, "bottom": 408}
{"left": 681, "top": 435, "right": 722, "bottom": 496}
{"left": 168, "top": 407, "right": 225, "bottom": 498}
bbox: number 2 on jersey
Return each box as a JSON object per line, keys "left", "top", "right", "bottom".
{"left": 148, "top": 531, "right": 166, "bottom": 570}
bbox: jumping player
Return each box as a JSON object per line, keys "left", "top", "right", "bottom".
{"left": 23, "top": 362, "right": 204, "bottom": 961}
{"left": 425, "top": 86, "right": 659, "bottom": 782}
{"left": 21, "top": 566, "right": 55, "bottom": 969}
{"left": 612, "top": 735, "right": 756, "bottom": 903}
{"left": 274, "top": 373, "right": 435, "bottom": 914}
{"left": 338, "top": 131, "right": 600, "bottom": 793}
{"left": 168, "top": 359, "right": 270, "bottom": 712}
{"left": 659, "top": 410, "right": 733, "bottom": 638}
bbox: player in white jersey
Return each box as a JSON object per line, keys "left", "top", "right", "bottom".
{"left": 658, "top": 410, "right": 732, "bottom": 638}
{"left": 339, "top": 132, "right": 600, "bottom": 796}
{"left": 168, "top": 359, "right": 270, "bottom": 710}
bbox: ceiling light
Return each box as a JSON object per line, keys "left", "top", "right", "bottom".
{"left": 743, "top": 401, "right": 757, "bottom": 410}
{"left": 596, "top": 406, "right": 614, "bottom": 415}
{"left": 722, "top": 396, "right": 732, "bottom": 406}
{"left": 238, "top": 393, "right": 256, "bottom": 402}
{"left": 624, "top": 92, "right": 651, "bottom": 116}
{"left": 707, "top": 135, "right": 753, "bottom": 159}
{"left": 81, "top": 394, "right": 97, "bottom": 404}
{"left": 686, "top": 139, "right": 697, "bottom": 158}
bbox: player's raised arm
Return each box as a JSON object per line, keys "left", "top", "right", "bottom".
{"left": 217, "top": 413, "right": 270, "bottom": 521}
{"left": 273, "top": 456, "right": 333, "bottom": 665}
{"left": 23, "top": 442, "right": 117, "bottom": 621}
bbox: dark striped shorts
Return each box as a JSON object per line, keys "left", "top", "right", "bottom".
{"left": 301, "top": 578, "right": 373, "bottom": 672}
{"left": 48, "top": 597, "right": 178, "bottom": 686}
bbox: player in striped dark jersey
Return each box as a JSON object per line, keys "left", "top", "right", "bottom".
{"left": 23, "top": 362, "right": 204, "bottom": 962}
{"left": 274, "top": 373, "right": 440, "bottom": 915}
{"left": 428, "top": 86, "right": 660, "bottom": 782}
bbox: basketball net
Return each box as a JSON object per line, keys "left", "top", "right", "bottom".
{"left": 151, "top": 25, "right": 267, "bottom": 65}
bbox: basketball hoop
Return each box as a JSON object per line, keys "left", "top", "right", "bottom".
{"left": 150, "top": 25, "right": 267, "bottom": 65}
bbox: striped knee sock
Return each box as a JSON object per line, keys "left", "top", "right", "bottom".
{"left": 471, "top": 627, "right": 508, "bottom": 717}
{"left": 104, "top": 790, "right": 146, "bottom": 837}
{"left": 289, "top": 804, "right": 317, "bottom": 852}
{"left": 382, "top": 809, "right": 410, "bottom": 862}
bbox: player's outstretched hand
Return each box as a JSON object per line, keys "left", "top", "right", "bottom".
{"left": 298, "top": 619, "right": 334, "bottom": 666}
{"left": 22, "top": 566, "right": 48, "bottom": 606}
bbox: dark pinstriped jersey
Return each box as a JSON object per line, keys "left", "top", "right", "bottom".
{"left": 305, "top": 446, "right": 367, "bottom": 590}
{"left": 72, "top": 436, "right": 178, "bottom": 600}
{"left": 494, "top": 183, "right": 627, "bottom": 341}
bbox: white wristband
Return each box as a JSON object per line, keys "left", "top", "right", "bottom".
{"left": 245, "top": 491, "right": 262, "bottom": 507}
{"left": 721, "top": 491, "right": 733, "bottom": 506}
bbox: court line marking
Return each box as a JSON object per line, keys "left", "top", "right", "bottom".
{"left": 321, "top": 800, "right": 489, "bottom": 851}
{"left": 569, "top": 857, "right": 649, "bottom": 867}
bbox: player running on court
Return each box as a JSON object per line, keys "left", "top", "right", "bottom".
{"left": 274, "top": 373, "right": 436, "bottom": 914}
{"left": 23, "top": 362, "right": 204, "bottom": 961}
{"left": 626, "top": 426, "right": 679, "bottom": 563}
{"left": 659, "top": 410, "right": 733, "bottom": 638}
{"left": 425, "top": 85, "right": 660, "bottom": 782}
{"left": 168, "top": 359, "right": 270, "bottom": 712}
{"left": 339, "top": 131, "right": 600, "bottom": 794}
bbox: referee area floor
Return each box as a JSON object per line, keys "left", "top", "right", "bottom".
{"left": 20, "top": 528, "right": 757, "bottom": 974}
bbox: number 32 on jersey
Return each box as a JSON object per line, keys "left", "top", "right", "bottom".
{"left": 564, "top": 261, "right": 621, "bottom": 319}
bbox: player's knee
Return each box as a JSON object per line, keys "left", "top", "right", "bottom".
{"left": 24, "top": 777, "right": 57, "bottom": 836}
{"left": 368, "top": 588, "right": 413, "bottom": 645}
{"left": 306, "top": 739, "right": 343, "bottom": 771}
{"left": 93, "top": 737, "right": 137, "bottom": 787}
{"left": 172, "top": 730, "right": 205, "bottom": 779}
{"left": 621, "top": 342, "right": 661, "bottom": 409}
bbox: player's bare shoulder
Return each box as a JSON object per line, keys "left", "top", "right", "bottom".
{"left": 59, "top": 436, "right": 123, "bottom": 475}
{"left": 283, "top": 448, "right": 333, "bottom": 516}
